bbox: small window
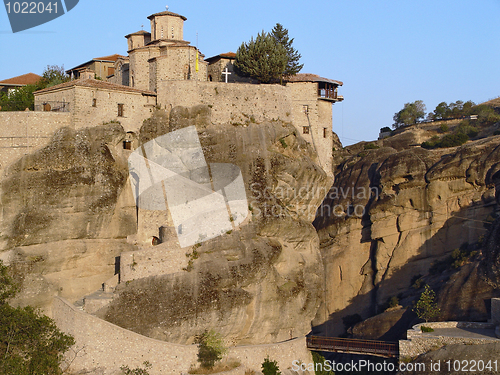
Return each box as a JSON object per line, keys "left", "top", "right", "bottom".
{"left": 118, "top": 104, "right": 124, "bottom": 117}
{"left": 123, "top": 140, "right": 132, "bottom": 150}
{"left": 323, "top": 128, "right": 327, "bottom": 138}
{"left": 161, "top": 26, "right": 164, "bottom": 38}
{"left": 303, "top": 126, "right": 309, "bottom": 134}
{"left": 92, "top": 98, "right": 97, "bottom": 107}
{"left": 171, "top": 27, "right": 174, "bottom": 38}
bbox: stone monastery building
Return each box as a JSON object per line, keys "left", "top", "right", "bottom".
{"left": 33, "top": 9, "right": 343, "bottom": 174}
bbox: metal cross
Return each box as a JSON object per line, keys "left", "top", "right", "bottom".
{"left": 222, "top": 67, "right": 231, "bottom": 83}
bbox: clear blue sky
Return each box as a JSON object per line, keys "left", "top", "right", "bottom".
{"left": 1, "top": 0, "right": 499, "bottom": 145}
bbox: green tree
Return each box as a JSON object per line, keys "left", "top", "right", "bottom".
{"left": 271, "top": 23, "right": 303, "bottom": 79}
{"left": 393, "top": 100, "right": 426, "bottom": 129}
{"left": 413, "top": 284, "right": 440, "bottom": 322}
{"left": 40, "top": 65, "right": 70, "bottom": 88}
{"left": 234, "top": 31, "right": 288, "bottom": 83}
{"left": 0, "top": 260, "right": 74, "bottom": 375}
{"left": 195, "top": 329, "right": 227, "bottom": 369}
{"left": 262, "top": 356, "right": 281, "bottom": 375}
{"left": 0, "top": 65, "right": 69, "bottom": 112}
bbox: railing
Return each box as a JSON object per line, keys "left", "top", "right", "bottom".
{"left": 318, "top": 88, "right": 339, "bottom": 100}
{"left": 34, "top": 101, "right": 70, "bottom": 112}
{"left": 306, "top": 336, "right": 399, "bottom": 358}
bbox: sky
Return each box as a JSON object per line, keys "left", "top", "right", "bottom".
{"left": 1, "top": 0, "right": 499, "bottom": 145}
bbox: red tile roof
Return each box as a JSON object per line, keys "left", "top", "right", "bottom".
{"left": 66, "top": 54, "right": 127, "bottom": 73}
{"left": 0, "top": 72, "right": 42, "bottom": 86}
{"left": 205, "top": 52, "right": 236, "bottom": 63}
{"left": 93, "top": 54, "right": 126, "bottom": 62}
{"left": 286, "top": 73, "right": 343, "bottom": 86}
{"left": 147, "top": 11, "right": 187, "bottom": 21}
{"left": 34, "top": 79, "right": 156, "bottom": 96}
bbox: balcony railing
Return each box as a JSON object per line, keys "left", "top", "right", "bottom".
{"left": 318, "top": 88, "right": 340, "bottom": 100}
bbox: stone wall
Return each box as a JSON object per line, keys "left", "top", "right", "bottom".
{"left": 399, "top": 322, "right": 498, "bottom": 360}
{"left": 157, "top": 80, "right": 293, "bottom": 126}
{"left": 72, "top": 86, "right": 155, "bottom": 132}
{"left": 0, "top": 111, "right": 71, "bottom": 174}
{"left": 53, "top": 296, "right": 313, "bottom": 374}
{"left": 34, "top": 86, "right": 156, "bottom": 132}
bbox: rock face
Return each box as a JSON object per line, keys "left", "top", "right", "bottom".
{"left": 313, "top": 137, "right": 500, "bottom": 335}
{"left": 102, "top": 106, "right": 330, "bottom": 345}
{"left": 0, "top": 106, "right": 331, "bottom": 346}
{"left": 0, "top": 124, "right": 137, "bottom": 312}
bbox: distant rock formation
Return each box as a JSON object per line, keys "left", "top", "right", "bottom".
{"left": 313, "top": 135, "right": 500, "bottom": 335}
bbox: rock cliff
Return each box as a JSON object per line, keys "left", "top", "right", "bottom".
{"left": 313, "top": 136, "right": 500, "bottom": 335}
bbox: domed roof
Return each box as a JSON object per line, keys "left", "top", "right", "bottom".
{"left": 147, "top": 11, "right": 186, "bottom": 21}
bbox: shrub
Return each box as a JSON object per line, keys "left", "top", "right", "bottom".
{"left": 195, "top": 330, "right": 227, "bottom": 369}
{"left": 420, "top": 326, "right": 434, "bottom": 332}
{"left": 380, "top": 126, "right": 392, "bottom": 133}
{"left": 262, "top": 356, "right": 281, "bottom": 375}
{"left": 439, "top": 123, "right": 449, "bottom": 133}
{"left": 364, "top": 143, "right": 380, "bottom": 150}
{"left": 120, "top": 361, "right": 152, "bottom": 375}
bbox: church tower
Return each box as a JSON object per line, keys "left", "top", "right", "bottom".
{"left": 148, "top": 10, "right": 186, "bottom": 42}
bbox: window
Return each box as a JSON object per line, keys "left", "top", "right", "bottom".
{"left": 303, "top": 126, "right": 309, "bottom": 134}
{"left": 161, "top": 26, "right": 164, "bottom": 38}
{"left": 171, "top": 27, "right": 174, "bottom": 38}
{"left": 92, "top": 98, "right": 97, "bottom": 107}
{"left": 323, "top": 128, "right": 328, "bottom": 138}
{"left": 123, "top": 140, "right": 132, "bottom": 150}
{"left": 118, "top": 104, "right": 124, "bottom": 117}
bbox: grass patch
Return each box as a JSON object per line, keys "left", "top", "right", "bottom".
{"left": 421, "top": 326, "right": 434, "bottom": 332}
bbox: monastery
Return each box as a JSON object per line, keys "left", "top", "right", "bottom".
{"left": 33, "top": 9, "right": 344, "bottom": 175}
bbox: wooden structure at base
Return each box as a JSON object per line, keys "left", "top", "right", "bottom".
{"left": 306, "top": 336, "right": 399, "bottom": 358}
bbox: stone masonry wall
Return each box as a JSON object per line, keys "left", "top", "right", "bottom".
{"left": 157, "top": 81, "right": 293, "bottom": 126}
{"left": 399, "top": 322, "right": 498, "bottom": 360}
{"left": 72, "top": 86, "right": 155, "bottom": 132}
{"left": 53, "top": 297, "right": 313, "bottom": 374}
{"left": 0, "top": 111, "right": 71, "bottom": 174}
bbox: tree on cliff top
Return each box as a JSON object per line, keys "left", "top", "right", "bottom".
{"left": 0, "top": 260, "right": 75, "bottom": 375}
{"left": 234, "top": 31, "right": 288, "bottom": 84}
{"left": 392, "top": 100, "right": 426, "bottom": 129}
{"left": 271, "top": 23, "right": 303, "bottom": 78}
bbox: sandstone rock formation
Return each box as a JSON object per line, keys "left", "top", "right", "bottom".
{"left": 313, "top": 136, "right": 500, "bottom": 335}
{"left": 0, "top": 124, "right": 137, "bottom": 313}
{"left": 0, "top": 106, "right": 332, "bottom": 346}
{"left": 102, "top": 106, "right": 330, "bottom": 345}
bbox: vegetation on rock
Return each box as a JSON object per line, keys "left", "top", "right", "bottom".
{"left": 413, "top": 284, "right": 440, "bottom": 323}
{"left": 235, "top": 24, "right": 302, "bottom": 83}
{"left": 392, "top": 100, "right": 426, "bottom": 128}
{"left": 0, "top": 260, "right": 75, "bottom": 375}
{"left": 261, "top": 356, "right": 281, "bottom": 375}
{"left": 195, "top": 330, "right": 227, "bottom": 369}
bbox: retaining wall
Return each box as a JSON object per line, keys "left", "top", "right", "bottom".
{"left": 399, "top": 322, "right": 498, "bottom": 360}
{"left": 53, "top": 297, "right": 312, "bottom": 374}
{"left": 0, "top": 111, "right": 71, "bottom": 173}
